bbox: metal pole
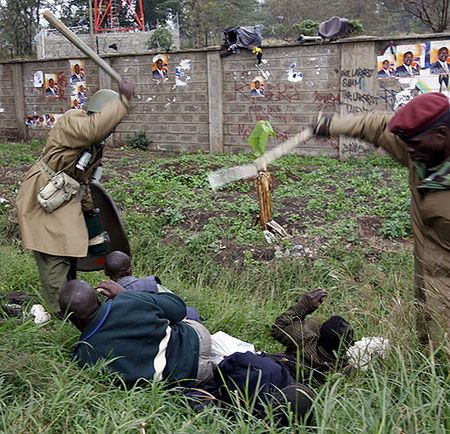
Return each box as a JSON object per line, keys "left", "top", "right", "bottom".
{"left": 89, "top": 0, "right": 97, "bottom": 52}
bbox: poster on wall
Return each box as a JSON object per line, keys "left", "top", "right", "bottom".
{"left": 175, "top": 59, "right": 191, "bottom": 87}
{"left": 70, "top": 95, "right": 82, "bottom": 109}
{"left": 250, "top": 76, "right": 265, "bottom": 97}
{"left": 377, "top": 46, "right": 396, "bottom": 79}
{"left": 69, "top": 60, "right": 85, "bottom": 84}
{"left": 25, "top": 113, "right": 63, "bottom": 128}
{"left": 68, "top": 60, "right": 87, "bottom": 109}
{"left": 44, "top": 73, "right": 59, "bottom": 97}
{"left": 34, "top": 71, "right": 44, "bottom": 88}
{"left": 395, "top": 44, "right": 425, "bottom": 78}
{"left": 152, "top": 54, "right": 169, "bottom": 80}
{"left": 70, "top": 81, "right": 87, "bottom": 109}
{"left": 429, "top": 41, "right": 450, "bottom": 75}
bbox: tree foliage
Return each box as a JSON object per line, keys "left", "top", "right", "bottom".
{"left": 146, "top": 25, "right": 174, "bottom": 50}
{"left": 142, "top": 0, "right": 184, "bottom": 29}
{"left": 0, "top": 0, "right": 42, "bottom": 58}
{"left": 0, "top": 0, "right": 445, "bottom": 59}
{"left": 183, "top": 0, "right": 261, "bottom": 47}
{"left": 400, "top": 0, "right": 449, "bottom": 32}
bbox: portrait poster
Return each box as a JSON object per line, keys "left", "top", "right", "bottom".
{"left": 377, "top": 51, "right": 396, "bottom": 80}
{"left": 396, "top": 42, "right": 426, "bottom": 76}
{"left": 70, "top": 95, "right": 82, "bottom": 110}
{"left": 250, "top": 76, "right": 265, "bottom": 97}
{"left": 71, "top": 81, "right": 87, "bottom": 108}
{"left": 429, "top": 40, "right": 450, "bottom": 75}
{"left": 69, "top": 60, "right": 85, "bottom": 84}
{"left": 48, "top": 113, "right": 63, "bottom": 127}
{"left": 44, "top": 73, "right": 59, "bottom": 97}
{"left": 152, "top": 54, "right": 169, "bottom": 80}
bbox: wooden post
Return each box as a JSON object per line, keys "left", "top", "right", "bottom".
{"left": 255, "top": 170, "right": 272, "bottom": 228}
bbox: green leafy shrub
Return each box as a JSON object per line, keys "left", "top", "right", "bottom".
{"left": 378, "top": 210, "right": 412, "bottom": 239}
{"left": 146, "top": 25, "right": 173, "bottom": 51}
{"left": 126, "top": 132, "right": 152, "bottom": 151}
{"left": 348, "top": 19, "right": 365, "bottom": 36}
{"left": 295, "top": 19, "right": 319, "bottom": 36}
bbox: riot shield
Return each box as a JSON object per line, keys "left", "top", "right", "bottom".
{"left": 77, "top": 181, "right": 130, "bottom": 271}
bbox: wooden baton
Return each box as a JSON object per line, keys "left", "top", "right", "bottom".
{"left": 42, "top": 10, "right": 122, "bottom": 84}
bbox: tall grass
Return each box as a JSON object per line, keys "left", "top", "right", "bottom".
{"left": 0, "top": 144, "right": 448, "bottom": 432}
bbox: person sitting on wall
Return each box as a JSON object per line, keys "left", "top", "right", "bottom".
{"left": 104, "top": 251, "right": 201, "bottom": 321}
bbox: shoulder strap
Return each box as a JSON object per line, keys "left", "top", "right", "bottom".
{"left": 36, "top": 158, "right": 56, "bottom": 179}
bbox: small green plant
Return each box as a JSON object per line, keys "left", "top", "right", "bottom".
{"left": 146, "top": 25, "right": 173, "bottom": 51}
{"left": 295, "top": 19, "right": 319, "bottom": 36}
{"left": 348, "top": 19, "right": 365, "bottom": 36}
{"left": 248, "top": 120, "right": 276, "bottom": 158}
{"left": 378, "top": 210, "right": 412, "bottom": 239}
{"left": 126, "top": 132, "right": 152, "bottom": 151}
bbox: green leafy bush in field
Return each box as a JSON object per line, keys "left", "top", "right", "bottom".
{"left": 126, "top": 132, "right": 152, "bottom": 150}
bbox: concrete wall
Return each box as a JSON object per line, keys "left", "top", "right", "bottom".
{"left": 36, "top": 28, "right": 180, "bottom": 59}
{"left": 2, "top": 32, "right": 450, "bottom": 157}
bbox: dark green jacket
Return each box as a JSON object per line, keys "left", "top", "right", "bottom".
{"left": 72, "top": 291, "right": 199, "bottom": 384}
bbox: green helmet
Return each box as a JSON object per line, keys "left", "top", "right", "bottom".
{"left": 86, "top": 89, "right": 119, "bottom": 113}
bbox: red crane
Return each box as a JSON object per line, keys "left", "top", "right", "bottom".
{"left": 94, "top": 0, "right": 145, "bottom": 33}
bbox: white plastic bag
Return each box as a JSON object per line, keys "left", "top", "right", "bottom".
{"left": 346, "top": 336, "right": 390, "bottom": 371}
{"left": 30, "top": 304, "right": 51, "bottom": 324}
{"left": 210, "top": 331, "right": 255, "bottom": 365}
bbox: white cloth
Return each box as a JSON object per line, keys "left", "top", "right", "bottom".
{"left": 30, "top": 304, "right": 51, "bottom": 324}
{"left": 210, "top": 331, "right": 255, "bottom": 365}
{"left": 346, "top": 336, "right": 390, "bottom": 371}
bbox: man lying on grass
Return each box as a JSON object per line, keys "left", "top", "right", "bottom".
{"left": 271, "top": 288, "right": 355, "bottom": 383}
{"left": 60, "top": 279, "right": 317, "bottom": 425}
{"left": 103, "top": 250, "right": 201, "bottom": 321}
{"left": 60, "top": 279, "right": 213, "bottom": 385}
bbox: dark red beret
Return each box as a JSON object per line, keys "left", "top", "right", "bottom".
{"left": 389, "top": 92, "right": 450, "bottom": 140}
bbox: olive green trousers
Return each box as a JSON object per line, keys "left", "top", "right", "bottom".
{"left": 33, "top": 251, "right": 77, "bottom": 312}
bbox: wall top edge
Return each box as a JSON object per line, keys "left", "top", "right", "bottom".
{"left": 3, "top": 31, "right": 450, "bottom": 65}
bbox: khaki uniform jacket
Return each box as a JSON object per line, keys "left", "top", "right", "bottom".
{"left": 331, "top": 114, "right": 450, "bottom": 338}
{"left": 16, "top": 97, "right": 129, "bottom": 257}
